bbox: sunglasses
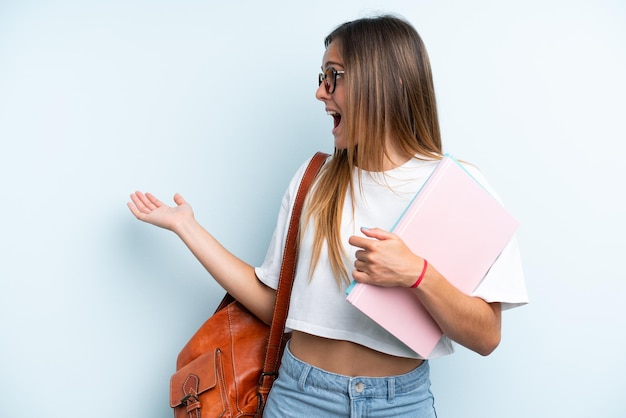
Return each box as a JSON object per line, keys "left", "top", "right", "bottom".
{"left": 318, "top": 67, "right": 345, "bottom": 94}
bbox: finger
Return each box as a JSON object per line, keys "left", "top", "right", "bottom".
{"left": 354, "top": 249, "right": 366, "bottom": 261}
{"left": 351, "top": 269, "right": 370, "bottom": 284}
{"left": 143, "top": 192, "right": 163, "bottom": 209}
{"left": 361, "top": 227, "right": 394, "bottom": 240}
{"left": 129, "top": 192, "right": 150, "bottom": 213}
{"left": 348, "top": 235, "right": 371, "bottom": 249}
{"left": 135, "top": 192, "right": 158, "bottom": 211}
{"left": 354, "top": 259, "right": 369, "bottom": 273}
{"left": 354, "top": 258, "right": 362, "bottom": 270}
{"left": 127, "top": 201, "right": 146, "bottom": 219}
{"left": 173, "top": 193, "right": 186, "bottom": 206}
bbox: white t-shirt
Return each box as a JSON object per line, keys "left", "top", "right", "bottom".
{"left": 255, "top": 154, "right": 529, "bottom": 359}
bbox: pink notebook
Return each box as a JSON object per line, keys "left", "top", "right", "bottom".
{"left": 345, "top": 155, "right": 519, "bottom": 358}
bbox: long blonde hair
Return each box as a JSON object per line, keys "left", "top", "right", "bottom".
{"left": 304, "top": 15, "right": 443, "bottom": 285}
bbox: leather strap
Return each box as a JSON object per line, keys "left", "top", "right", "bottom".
{"left": 181, "top": 375, "right": 201, "bottom": 418}
{"left": 257, "top": 151, "right": 328, "bottom": 407}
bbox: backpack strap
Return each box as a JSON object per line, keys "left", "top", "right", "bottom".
{"left": 257, "top": 151, "right": 329, "bottom": 409}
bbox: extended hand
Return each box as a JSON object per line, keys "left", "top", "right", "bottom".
{"left": 127, "top": 192, "right": 194, "bottom": 232}
{"left": 348, "top": 227, "right": 424, "bottom": 288}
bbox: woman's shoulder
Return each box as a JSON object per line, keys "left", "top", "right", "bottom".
{"left": 290, "top": 152, "right": 330, "bottom": 181}
{"left": 454, "top": 158, "right": 505, "bottom": 204}
{"left": 281, "top": 152, "right": 331, "bottom": 199}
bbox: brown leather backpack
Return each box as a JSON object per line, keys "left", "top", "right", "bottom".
{"left": 169, "top": 152, "right": 328, "bottom": 417}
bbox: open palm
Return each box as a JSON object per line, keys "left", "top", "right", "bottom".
{"left": 128, "top": 191, "right": 194, "bottom": 232}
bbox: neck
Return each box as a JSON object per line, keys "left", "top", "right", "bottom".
{"left": 382, "top": 149, "right": 412, "bottom": 170}
{"left": 348, "top": 135, "right": 412, "bottom": 172}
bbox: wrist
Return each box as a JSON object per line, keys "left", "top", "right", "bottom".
{"left": 409, "top": 259, "right": 428, "bottom": 288}
{"left": 172, "top": 215, "right": 199, "bottom": 237}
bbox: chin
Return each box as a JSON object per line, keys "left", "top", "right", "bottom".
{"left": 334, "top": 136, "right": 348, "bottom": 150}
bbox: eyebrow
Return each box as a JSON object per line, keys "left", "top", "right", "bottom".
{"left": 322, "top": 60, "right": 344, "bottom": 70}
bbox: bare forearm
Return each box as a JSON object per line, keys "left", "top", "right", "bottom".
{"left": 349, "top": 228, "right": 502, "bottom": 355}
{"left": 174, "top": 218, "right": 276, "bottom": 324}
{"left": 415, "top": 268, "right": 501, "bottom": 356}
{"left": 127, "top": 192, "right": 275, "bottom": 322}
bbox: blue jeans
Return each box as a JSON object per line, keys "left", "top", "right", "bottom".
{"left": 263, "top": 343, "right": 437, "bottom": 417}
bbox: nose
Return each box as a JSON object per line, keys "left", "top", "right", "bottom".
{"left": 316, "top": 82, "right": 330, "bottom": 102}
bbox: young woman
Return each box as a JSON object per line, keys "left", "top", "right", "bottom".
{"left": 128, "top": 15, "right": 528, "bottom": 417}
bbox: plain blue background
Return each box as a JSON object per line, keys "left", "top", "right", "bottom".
{"left": 1, "top": 0, "right": 624, "bottom": 417}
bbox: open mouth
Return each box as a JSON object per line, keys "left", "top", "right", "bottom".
{"left": 327, "top": 110, "right": 342, "bottom": 129}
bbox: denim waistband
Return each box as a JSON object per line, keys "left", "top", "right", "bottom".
{"left": 280, "top": 343, "right": 430, "bottom": 399}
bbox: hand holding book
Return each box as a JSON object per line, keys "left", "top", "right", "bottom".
{"left": 350, "top": 227, "right": 428, "bottom": 289}
{"left": 345, "top": 155, "right": 519, "bottom": 358}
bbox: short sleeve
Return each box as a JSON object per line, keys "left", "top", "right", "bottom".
{"left": 461, "top": 163, "right": 529, "bottom": 310}
{"left": 254, "top": 157, "right": 315, "bottom": 289}
{"left": 471, "top": 235, "right": 529, "bottom": 310}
